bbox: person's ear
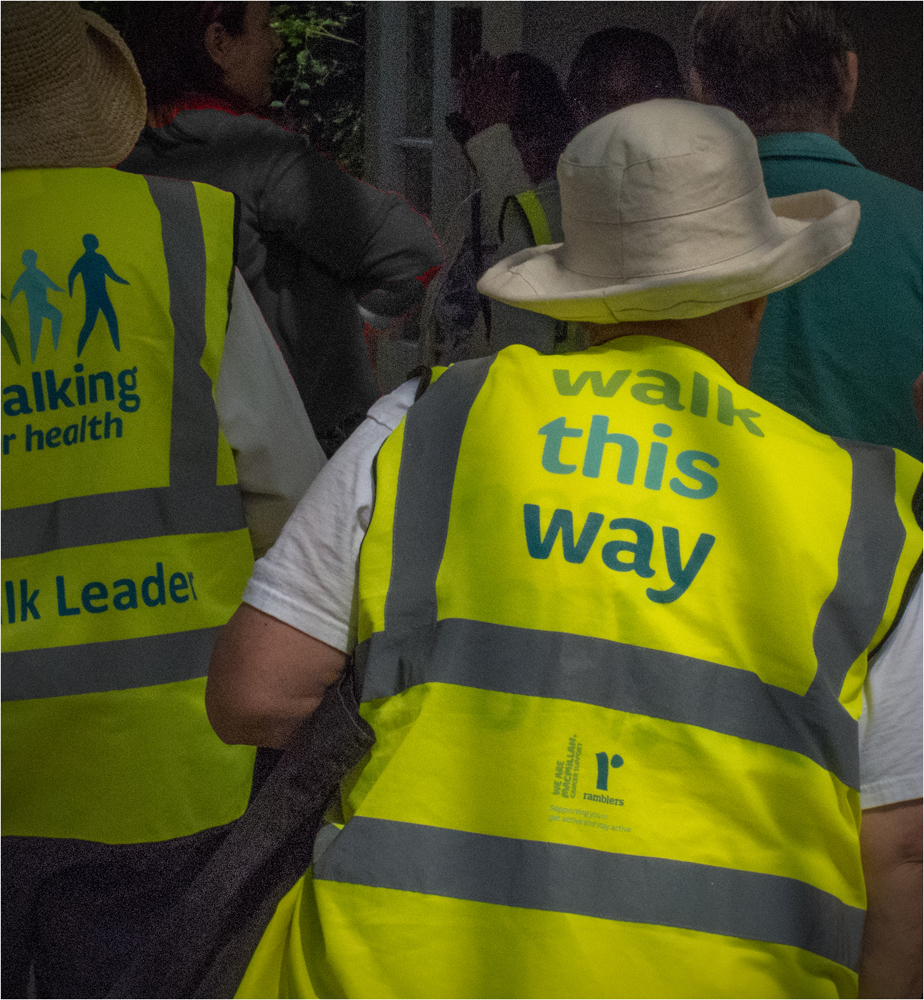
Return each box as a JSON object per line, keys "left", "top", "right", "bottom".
{"left": 203, "top": 20, "right": 233, "bottom": 72}
{"left": 841, "top": 51, "right": 858, "bottom": 114}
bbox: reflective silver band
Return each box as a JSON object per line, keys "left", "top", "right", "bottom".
{"left": 385, "top": 356, "right": 495, "bottom": 642}
{"left": 145, "top": 175, "right": 222, "bottom": 487}
{"left": 4, "top": 178, "right": 242, "bottom": 563}
{"left": 356, "top": 616, "right": 859, "bottom": 787}
{"left": 361, "top": 364, "right": 893, "bottom": 788}
{"left": 315, "top": 816, "right": 864, "bottom": 969}
{"left": 2, "top": 180, "right": 239, "bottom": 702}
{"left": 810, "top": 440, "right": 906, "bottom": 700}
{"left": 2, "top": 485, "right": 245, "bottom": 559}
{"left": 2, "top": 627, "right": 221, "bottom": 702}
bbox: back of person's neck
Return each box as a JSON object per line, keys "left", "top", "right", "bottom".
{"left": 584, "top": 299, "right": 766, "bottom": 387}
{"left": 748, "top": 115, "right": 841, "bottom": 142}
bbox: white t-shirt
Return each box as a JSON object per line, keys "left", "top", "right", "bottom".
{"left": 217, "top": 270, "right": 326, "bottom": 556}
{"left": 245, "top": 379, "right": 923, "bottom": 809}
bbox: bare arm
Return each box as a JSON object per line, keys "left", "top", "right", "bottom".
{"left": 857, "top": 798, "right": 922, "bottom": 999}
{"left": 206, "top": 602, "right": 348, "bottom": 749}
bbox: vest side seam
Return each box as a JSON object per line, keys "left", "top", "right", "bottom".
{"left": 810, "top": 441, "right": 905, "bottom": 703}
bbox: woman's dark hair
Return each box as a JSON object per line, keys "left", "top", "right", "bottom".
{"left": 499, "top": 53, "right": 577, "bottom": 184}
{"left": 123, "top": 2, "right": 249, "bottom": 110}
{"left": 691, "top": 2, "right": 854, "bottom": 133}
{"left": 567, "top": 27, "right": 685, "bottom": 121}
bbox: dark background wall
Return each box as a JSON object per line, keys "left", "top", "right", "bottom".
{"left": 521, "top": 1, "right": 922, "bottom": 190}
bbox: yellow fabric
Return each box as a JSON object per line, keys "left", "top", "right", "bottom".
{"left": 2, "top": 679, "right": 255, "bottom": 843}
{"left": 3, "top": 530, "right": 251, "bottom": 653}
{"left": 242, "top": 338, "right": 921, "bottom": 998}
{"left": 438, "top": 341, "right": 851, "bottom": 693}
{"left": 276, "top": 881, "right": 855, "bottom": 999}
{"left": 347, "top": 683, "right": 862, "bottom": 907}
{"left": 515, "top": 189, "right": 554, "bottom": 247}
{"left": 1, "top": 168, "right": 255, "bottom": 842}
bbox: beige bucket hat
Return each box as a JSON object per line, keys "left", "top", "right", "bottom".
{"left": 2, "top": 2, "right": 147, "bottom": 169}
{"left": 478, "top": 99, "right": 860, "bottom": 323}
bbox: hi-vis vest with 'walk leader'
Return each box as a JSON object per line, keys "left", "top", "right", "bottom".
{"left": 1, "top": 168, "right": 256, "bottom": 845}
{"left": 237, "top": 339, "right": 921, "bottom": 1000}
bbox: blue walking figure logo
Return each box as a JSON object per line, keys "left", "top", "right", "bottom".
{"left": 10, "top": 249, "right": 63, "bottom": 363}
{"left": 68, "top": 234, "right": 129, "bottom": 357}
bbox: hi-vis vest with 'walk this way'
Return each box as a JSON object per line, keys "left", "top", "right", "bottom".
{"left": 1, "top": 168, "right": 256, "bottom": 844}
{"left": 237, "top": 338, "right": 921, "bottom": 999}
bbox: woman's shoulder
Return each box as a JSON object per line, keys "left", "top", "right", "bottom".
{"left": 174, "top": 107, "right": 301, "bottom": 145}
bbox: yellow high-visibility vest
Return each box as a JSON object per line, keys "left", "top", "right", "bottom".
{"left": 2, "top": 168, "right": 256, "bottom": 844}
{"left": 239, "top": 339, "right": 921, "bottom": 999}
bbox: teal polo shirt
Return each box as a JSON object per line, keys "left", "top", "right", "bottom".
{"left": 753, "top": 132, "right": 922, "bottom": 459}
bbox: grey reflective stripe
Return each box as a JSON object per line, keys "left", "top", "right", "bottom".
{"left": 809, "top": 440, "right": 906, "bottom": 702}
{"left": 1, "top": 179, "right": 239, "bottom": 703}
{"left": 385, "top": 356, "right": 495, "bottom": 642}
{"left": 363, "top": 380, "right": 908, "bottom": 787}
{"left": 355, "top": 617, "right": 859, "bottom": 787}
{"left": 2, "top": 627, "right": 221, "bottom": 701}
{"left": 145, "top": 175, "right": 221, "bottom": 486}
{"left": 4, "top": 177, "right": 240, "bottom": 563}
{"left": 2, "top": 485, "right": 245, "bottom": 559}
{"left": 315, "top": 816, "right": 864, "bottom": 970}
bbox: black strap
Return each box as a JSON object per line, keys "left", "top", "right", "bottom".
{"left": 407, "top": 364, "right": 434, "bottom": 401}
{"left": 470, "top": 190, "right": 493, "bottom": 340}
{"left": 106, "top": 663, "right": 375, "bottom": 999}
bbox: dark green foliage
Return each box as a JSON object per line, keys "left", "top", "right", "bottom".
{"left": 271, "top": 3, "right": 365, "bottom": 175}
{"left": 79, "top": 2, "right": 365, "bottom": 175}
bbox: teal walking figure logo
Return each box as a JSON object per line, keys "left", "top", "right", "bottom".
{"left": 10, "top": 249, "right": 63, "bottom": 363}
{"left": 68, "top": 234, "right": 129, "bottom": 356}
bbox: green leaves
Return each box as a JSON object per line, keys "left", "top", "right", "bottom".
{"left": 270, "top": 2, "right": 364, "bottom": 175}
{"left": 78, "top": 2, "right": 366, "bottom": 176}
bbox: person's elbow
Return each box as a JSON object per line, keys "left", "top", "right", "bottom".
{"left": 205, "top": 665, "right": 316, "bottom": 749}
{"left": 206, "top": 603, "right": 348, "bottom": 749}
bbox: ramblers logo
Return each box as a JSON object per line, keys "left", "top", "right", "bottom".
{"left": 548, "top": 735, "right": 631, "bottom": 834}
{"left": 2, "top": 235, "right": 140, "bottom": 458}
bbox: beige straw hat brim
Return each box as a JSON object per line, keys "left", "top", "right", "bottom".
{"left": 477, "top": 101, "right": 861, "bottom": 324}
{"left": 2, "top": 2, "right": 147, "bottom": 169}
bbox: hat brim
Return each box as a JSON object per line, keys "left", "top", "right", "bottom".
{"left": 2, "top": 6, "right": 147, "bottom": 170}
{"left": 477, "top": 189, "right": 860, "bottom": 323}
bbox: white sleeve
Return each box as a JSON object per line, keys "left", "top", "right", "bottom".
{"left": 465, "top": 123, "right": 532, "bottom": 247}
{"left": 242, "top": 379, "right": 419, "bottom": 652}
{"left": 859, "top": 577, "right": 923, "bottom": 809}
{"left": 216, "top": 269, "right": 327, "bottom": 558}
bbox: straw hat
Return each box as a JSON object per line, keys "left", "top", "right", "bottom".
{"left": 2, "top": 2, "right": 147, "bottom": 169}
{"left": 478, "top": 99, "right": 860, "bottom": 323}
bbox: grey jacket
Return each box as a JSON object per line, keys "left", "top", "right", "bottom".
{"left": 120, "top": 110, "right": 442, "bottom": 453}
